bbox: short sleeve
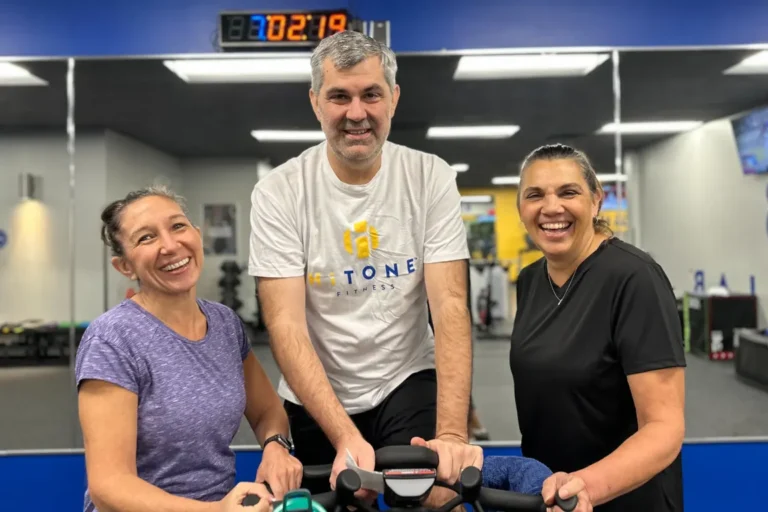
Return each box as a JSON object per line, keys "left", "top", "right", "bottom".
{"left": 248, "top": 182, "right": 305, "bottom": 278}
{"left": 75, "top": 335, "right": 140, "bottom": 394}
{"left": 424, "top": 160, "right": 470, "bottom": 264}
{"left": 613, "top": 263, "right": 687, "bottom": 375}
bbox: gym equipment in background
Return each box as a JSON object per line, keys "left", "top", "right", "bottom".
{"left": 683, "top": 292, "right": 758, "bottom": 360}
{"left": 218, "top": 261, "right": 267, "bottom": 342}
{"left": 734, "top": 328, "right": 768, "bottom": 390}
{"left": 219, "top": 261, "right": 244, "bottom": 313}
{"left": 472, "top": 260, "right": 511, "bottom": 340}
{"left": 0, "top": 320, "right": 89, "bottom": 366}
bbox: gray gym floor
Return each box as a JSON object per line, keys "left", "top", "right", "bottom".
{"left": 1, "top": 338, "right": 767, "bottom": 452}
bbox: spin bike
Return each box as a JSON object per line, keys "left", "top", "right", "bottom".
{"left": 242, "top": 445, "right": 577, "bottom": 512}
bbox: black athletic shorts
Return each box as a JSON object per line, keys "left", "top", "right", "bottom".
{"left": 284, "top": 368, "right": 437, "bottom": 494}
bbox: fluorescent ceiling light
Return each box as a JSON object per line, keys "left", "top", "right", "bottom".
{"left": 0, "top": 62, "right": 48, "bottom": 86}
{"left": 451, "top": 163, "right": 470, "bottom": 172}
{"left": 598, "top": 121, "right": 702, "bottom": 134}
{"left": 427, "top": 126, "right": 520, "bottom": 139}
{"left": 461, "top": 195, "right": 493, "bottom": 203}
{"left": 491, "top": 173, "right": 628, "bottom": 186}
{"left": 453, "top": 53, "right": 610, "bottom": 80}
{"left": 164, "top": 57, "right": 311, "bottom": 83}
{"left": 491, "top": 176, "right": 520, "bottom": 186}
{"left": 723, "top": 51, "right": 768, "bottom": 74}
{"left": 251, "top": 130, "right": 325, "bottom": 142}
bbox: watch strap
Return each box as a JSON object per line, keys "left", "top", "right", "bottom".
{"left": 263, "top": 433, "right": 293, "bottom": 452}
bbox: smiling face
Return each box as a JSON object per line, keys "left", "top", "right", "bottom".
{"left": 309, "top": 55, "right": 400, "bottom": 168}
{"left": 518, "top": 158, "right": 602, "bottom": 260}
{"left": 111, "top": 195, "right": 203, "bottom": 297}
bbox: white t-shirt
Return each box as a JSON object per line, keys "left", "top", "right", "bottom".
{"left": 248, "top": 140, "right": 469, "bottom": 414}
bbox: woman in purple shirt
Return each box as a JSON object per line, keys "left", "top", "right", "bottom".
{"left": 76, "top": 186, "right": 300, "bottom": 512}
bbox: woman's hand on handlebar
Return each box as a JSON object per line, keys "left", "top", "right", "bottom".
{"left": 542, "top": 473, "right": 593, "bottom": 512}
{"left": 332, "top": 434, "right": 377, "bottom": 502}
{"left": 220, "top": 482, "right": 274, "bottom": 512}
{"left": 256, "top": 442, "right": 303, "bottom": 499}
{"left": 411, "top": 436, "right": 484, "bottom": 484}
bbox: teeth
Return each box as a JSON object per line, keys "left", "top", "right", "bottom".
{"left": 348, "top": 130, "right": 367, "bottom": 134}
{"left": 541, "top": 222, "right": 570, "bottom": 230}
{"left": 162, "top": 257, "right": 190, "bottom": 271}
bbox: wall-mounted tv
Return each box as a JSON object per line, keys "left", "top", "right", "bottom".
{"left": 731, "top": 105, "right": 768, "bottom": 175}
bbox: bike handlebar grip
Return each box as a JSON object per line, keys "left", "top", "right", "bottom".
{"left": 241, "top": 494, "right": 261, "bottom": 507}
{"left": 374, "top": 445, "right": 439, "bottom": 470}
{"left": 477, "top": 487, "right": 548, "bottom": 511}
{"left": 555, "top": 494, "right": 578, "bottom": 511}
{"left": 303, "top": 464, "right": 334, "bottom": 480}
{"left": 311, "top": 491, "right": 337, "bottom": 510}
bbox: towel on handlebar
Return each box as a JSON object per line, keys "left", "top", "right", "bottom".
{"left": 481, "top": 455, "right": 553, "bottom": 495}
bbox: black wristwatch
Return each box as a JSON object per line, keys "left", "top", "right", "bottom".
{"left": 263, "top": 433, "right": 294, "bottom": 452}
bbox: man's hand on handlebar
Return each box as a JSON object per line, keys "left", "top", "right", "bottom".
{"left": 332, "top": 433, "right": 377, "bottom": 502}
{"left": 220, "top": 482, "right": 274, "bottom": 512}
{"left": 411, "top": 436, "right": 483, "bottom": 512}
{"left": 542, "top": 473, "right": 593, "bottom": 512}
{"left": 411, "top": 436, "right": 483, "bottom": 484}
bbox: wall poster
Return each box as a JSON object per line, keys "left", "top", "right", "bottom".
{"left": 203, "top": 204, "right": 237, "bottom": 256}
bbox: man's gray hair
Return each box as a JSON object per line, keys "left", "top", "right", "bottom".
{"left": 310, "top": 31, "right": 398, "bottom": 94}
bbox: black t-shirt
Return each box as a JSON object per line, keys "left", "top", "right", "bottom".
{"left": 510, "top": 237, "right": 686, "bottom": 512}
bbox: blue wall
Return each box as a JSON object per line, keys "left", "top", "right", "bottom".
{"left": 0, "top": 0, "right": 767, "bottom": 57}
{"left": 1, "top": 442, "right": 765, "bottom": 511}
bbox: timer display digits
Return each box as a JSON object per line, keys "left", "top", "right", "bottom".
{"left": 220, "top": 10, "right": 349, "bottom": 47}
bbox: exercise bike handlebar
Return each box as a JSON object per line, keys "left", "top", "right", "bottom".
{"left": 305, "top": 475, "right": 563, "bottom": 512}
{"left": 243, "top": 446, "right": 578, "bottom": 512}
{"left": 300, "top": 463, "right": 333, "bottom": 481}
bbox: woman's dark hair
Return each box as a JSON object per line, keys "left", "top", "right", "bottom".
{"left": 101, "top": 184, "right": 189, "bottom": 257}
{"left": 517, "top": 143, "right": 613, "bottom": 237}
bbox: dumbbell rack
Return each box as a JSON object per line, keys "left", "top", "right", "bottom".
{"left": 219, "top": 260, "right": 244, "bottom": 313}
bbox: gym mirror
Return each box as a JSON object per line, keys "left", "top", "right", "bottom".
{"left": 0, "top": 58, "right": 80, "bottom": 450}
{"left": 617, "top": 47, "right": 768, "bottom": 439}
{"left": 61, "top": 49, "right": 621, "bottom": 445}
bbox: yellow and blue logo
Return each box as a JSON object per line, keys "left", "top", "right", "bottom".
{"left": 344, "top": 220, "right": 379, "bottom": 259}
{"left": 307, "top": 219, "right": 417, "bottom": 295}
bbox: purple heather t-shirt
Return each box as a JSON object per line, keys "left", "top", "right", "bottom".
{"left": 75, "top": 298, "right": 251, "bottom": 512}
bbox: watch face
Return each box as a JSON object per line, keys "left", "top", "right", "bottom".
{"left": 271, "top": 435, "right": 292, "bottom": 450}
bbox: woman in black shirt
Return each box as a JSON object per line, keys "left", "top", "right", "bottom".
{"left": 510, "top": 144, "right": 686, "bottom": 512}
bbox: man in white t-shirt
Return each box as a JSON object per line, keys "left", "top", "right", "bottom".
{"left": 248, "top": 30, "right": 480, "bottom": 500}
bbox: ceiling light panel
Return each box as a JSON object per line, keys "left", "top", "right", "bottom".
{"left": 164, "top": 57, "right": 311, "bottom": 83}
{"left": 453, "top": 53, "right": 610, "bottom": 80}
{"left": 461, "top": 195, "right": 493, "bottom": 203}
{"left": 0, "top": 62, "right": 48, "bottom": 86}
{"left": 251, "top": 130, "right": 325, "bottom": 142}
{"left": 427, "top": 126, "right": 520, "bottom": 139}
{"left": 598, "top": 121, "right": 702, "bottom": 134}
{"left": 723, "top": 51, "right": 768, "bottom": 74}
{"left": 491, "top": 173, "right": 628, "bottom": 186}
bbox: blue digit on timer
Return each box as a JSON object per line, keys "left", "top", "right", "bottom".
{"left": 250, "top": 15, "right": 267, "bottom": 41}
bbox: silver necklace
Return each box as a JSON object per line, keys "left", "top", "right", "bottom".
{"left": 544, "top": 236, "right": 608, "bottom": 306}
{"left": 547, "top": 268, "right": 574, "bottom": 306}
